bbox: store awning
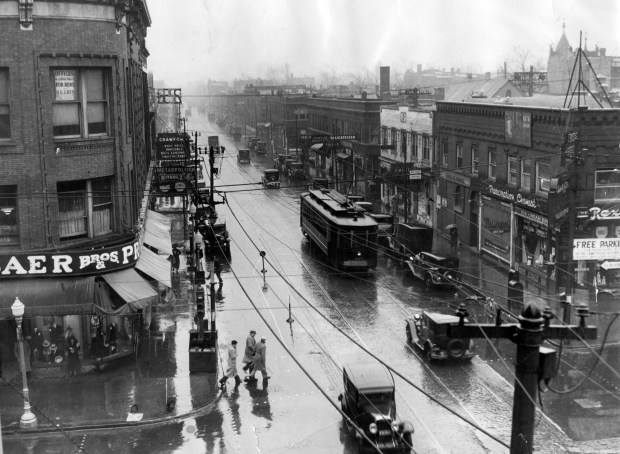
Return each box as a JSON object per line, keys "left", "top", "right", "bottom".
{"left": 310, "top": 143, "right": 324, "bottom": 151}
{"left": 143, "top": 211, "right": 172, "bottom": 255}
{"left": 0, "top": 277, "right": 95, "bottom": 318}
{"left": 146, "top": 209, "right": 172, "bottom": 227}
{"left": 101, "top": 268, "right": 157, "bottom": 312}
{"left": 135, "top": 247, "right": 171, "bottom": 288}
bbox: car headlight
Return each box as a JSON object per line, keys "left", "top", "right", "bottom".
{"left": 369, "top": 423, "right": 377, "bottom": 434}
{"left": 392, "top": 422, "right": 400, "bottom": 432}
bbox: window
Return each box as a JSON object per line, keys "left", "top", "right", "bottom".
{"left": 51, "top": 68, "right": 109, "bottom": 138}
{"left": 595, "top": 169, "right": 620, "bottom": 201}
{"left": 441, "top": 141, "right": 448, "bottom": 167}
{"left": 454, "top": 185, "right": 463, "bottom": 213}
{"left": 521, "top": 159, "right": 531, "bottom": 189}
{"left": 411, "top": 133, "right": 418, "bottom": 160}
{"left": 508, "top": 157, "right": 518, "bottom": 185}
{"left": 471, "top": 146, "right": 479, "bottom": 174}
{"left": 401, "top": 130, "right": 407, "bottom": 157}
{"left": 536, "top": 162, "right": 550, "bottom": 193}
{"left": 456, "top": 144, "right": 463, "bottom": 169}
{"left": 57, "top": 178, "right": 113, "bottom": 240}
{"left": 422, "top": 135, "right": 430, "bottom": 161}
{"left": 0, "top": 185, "right": 18, "bottom": 244}
{"left": 0, "top": 69, "right": 10, "bottom": 139}
{"left": 488, "top": 149, "right": 496, "bottom": 180}
{"left": 381, "top": 127, "right": 388, "bottom": 145}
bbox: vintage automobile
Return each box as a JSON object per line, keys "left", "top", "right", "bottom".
{"left": 197, "top": 211, "right": 231, "bottom": 257}
{"left": 247, "top": 137, "right": 259, "bottom": 151}
{"left": 387, "top": 222, "right": 434, "bottom": 259}
{"left": 261, "top": 169, "right": 281, "bottom": 188}
{"left": 256, "top": 140, "right": 267, "bottom": 153}
{"left": 405, "top": 251, "right": 459, "bottom": 289}
{"left": 406, "top": 311, "right": 474, "bottom": 361}
{"left": 338, "top": 362, "right": 414, "bottom": 452}
{"left": 366, "top": 213, "right": 395, "bottom": 248}
{"left": 287, "top": 162, "right": 305, "bottom": 181}
{"left": 237, "top": 148, "right": 251, "bottom": 164}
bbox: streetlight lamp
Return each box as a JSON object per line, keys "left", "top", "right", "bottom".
{"left": 11, "top": 297, "right": 37, "bottom": 429}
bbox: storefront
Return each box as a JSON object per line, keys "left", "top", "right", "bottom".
{"left": 0, "top": 209, "right": 172, "bottom": 371}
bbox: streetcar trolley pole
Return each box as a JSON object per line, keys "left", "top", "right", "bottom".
{"left": 448, "top": 301, "right": 597, "bottom": 454}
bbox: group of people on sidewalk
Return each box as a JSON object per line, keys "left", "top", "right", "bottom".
{"left": 219, "top": 329, "right": 270, "bottom": 388}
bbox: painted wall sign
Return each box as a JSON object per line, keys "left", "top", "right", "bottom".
{"left": 479, "top": 181, "right": 540, "bottom": 210}
{"left": 573, "top": 238, "right": 620, "bottom": 261}
{"left": 514, "top": 206, "right": 548, "bottom": 227}
{"left": 0, "top": 238, "right": 140, "bottom": 278}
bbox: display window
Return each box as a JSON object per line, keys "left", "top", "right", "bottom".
{"left": 481, "top": 196, "right": 511, "bottom": 263}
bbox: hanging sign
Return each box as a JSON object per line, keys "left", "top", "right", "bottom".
{"left": 573, "top": 238, "right": 620, "bottom": 261}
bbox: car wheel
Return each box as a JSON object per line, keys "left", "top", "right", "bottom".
{"left": 406, "top": 323, "right": 412, "bottom": 343}
{"left": 424, "top": 274, "right": 434, "bottom": 289}
{"left": 447, "top": 339, "right": 466, "bottom": 358}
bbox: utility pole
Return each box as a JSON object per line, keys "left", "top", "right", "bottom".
{"left": 449, "top": 301, "right": 597, "bottom": 454}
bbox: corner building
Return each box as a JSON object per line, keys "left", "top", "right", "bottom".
{"left": 0, "top": 1, "right": 167, "bottom": 374}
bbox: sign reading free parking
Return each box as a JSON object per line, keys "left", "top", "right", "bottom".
{"left": 573, "top": 238, "right": 620, "bottom": 261}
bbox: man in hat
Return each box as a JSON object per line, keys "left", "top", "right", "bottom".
{"left": 219, "top": 340, "right": 242, "bottom": 388}
{"left": 248, "top": 336, "right": 270, "bottom": 381}
{"left": 242, "top": 330, "right": 257, "bottom": 375}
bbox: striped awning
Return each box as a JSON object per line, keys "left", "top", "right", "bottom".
{"left": 135, "top": 247, "right": 171, "bottom": 288}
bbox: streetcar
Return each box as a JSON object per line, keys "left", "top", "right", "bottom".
{"left": 300, "top": 189, "right": 378, "bottom": 271}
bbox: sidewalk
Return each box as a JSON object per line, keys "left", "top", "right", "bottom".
{"left": 0, "top": 210, "right": 219, "bottom": 436}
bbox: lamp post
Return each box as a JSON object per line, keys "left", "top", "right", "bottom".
{"left": 11, "top": 297, "right": 37, "bottom": 429}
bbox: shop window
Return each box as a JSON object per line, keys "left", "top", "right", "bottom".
{"left": 0, "top": 68, "right": 10, "bottom": 139}
{"left": 508, "top": 157, "right": 518, "bottom": 186}
{"left": 536, "top": 162, "right": 550, "bottom": 193}
{"left": 488, "top": 149, "right": 496, "bottom": 180}
{"left": 521, "top": 159, "right": 531, "bottom": 189}
{"left": 0, "top": 185, "right": 18, "bottom": 244}
{"left": 381, "top": 127, "right": 388, "bottom": 145}
{"left": 411, "top": 133, "right": 418, "bottom": 159}
{"left": 454, "top": 185, "right": 464, "bottom": 213}
{"left": 57, "top": 177, "right": 113, "bottom": 240}
{"left": 471, "top": 146, "right": 479, "bottom": 174}
{"left": 456, "top": 143, "right": 463, "bottom": 169}
{"left": 422, "top": 135, "right": 430, "bottom": 161}
{"left": 51, "top": 68, "right": 110, "bottom": 138}
{"left": 595, "top": 169, "right": 620, "bottom": 201}
{"left": 441, "top": 141, "right": 448, "bottom": 168}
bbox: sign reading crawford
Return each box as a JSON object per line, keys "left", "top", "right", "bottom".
{"left": 156, "top": 133, "right": 190, "bottom": 161}
{"left": 0, "top": 238, "right": 140, "bottom": 278}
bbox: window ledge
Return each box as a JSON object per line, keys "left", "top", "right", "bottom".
{"left": 53, "top": 137, "right": 114, "bottom": 155}
{"left": 0, "top": 140, "right": 18, "bottom": 149}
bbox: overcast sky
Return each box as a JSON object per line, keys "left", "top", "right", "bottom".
{"left": 145, "top": 0, "right": 620, "bottom": 86}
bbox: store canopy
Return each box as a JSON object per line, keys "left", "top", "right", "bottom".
{"left": 101, "top": 268, "right": 157, "bottom": 313}
{"left": 310, "top": 143, "right": 324, "bottom": 151}
{"left": 0, "top": 277, "right": 95, "bottom": 319}
{"left": 135, "top": 247, "right": 171, "bottom": 288}
{"left": 143, "top": 210, "right": 172, "bottom": 255}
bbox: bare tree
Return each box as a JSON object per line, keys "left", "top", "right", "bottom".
{"left": 499, "top": 46, "right": 546, "bottom": 77}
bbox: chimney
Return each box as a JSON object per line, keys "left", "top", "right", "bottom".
{"left": 417, "top": 64, "right": 422, "bottom": 73}
{"left": 361, "top": 91, "right": 367, "bottom": 100}
{"left": 600, "top": 47, "right": 607, "bottom": 57}
{"left": 380, "top": 66, "right": 390, "bottom": 100}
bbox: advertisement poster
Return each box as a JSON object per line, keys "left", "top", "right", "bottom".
{"left": 481, "top": 195, "right": 511, "bottom": 263}
{"left": 54, "top": 70, "right": 76, "bottom": 101}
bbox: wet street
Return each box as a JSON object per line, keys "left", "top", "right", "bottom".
{"left": 5, "top": 116, "right": 619, "bottom": 453}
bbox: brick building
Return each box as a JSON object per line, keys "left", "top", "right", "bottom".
{"left": 0, "top": 1, "right": 169, "bottom": 371}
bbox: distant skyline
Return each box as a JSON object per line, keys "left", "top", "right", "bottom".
{"left": 145, "top": 0, "right": 620, "bottom": 86}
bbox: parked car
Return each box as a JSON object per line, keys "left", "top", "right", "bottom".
{"left": 338, "top": 362, "right": 414, "bottom": 452}
{"left": 366, "top": 213, "right": 395, "bottom": 247}
{"left": 287, "top": 162, "right": 305, "bottom": 181}
{"left": 261, "top": 169, "right": 281, "bottom": 188}
{"left": 406, "top": 311, "right": 474, "bottom": 361}
{"left": 405, "top": 251, "right": 459, "bottom": 289}
{"left": 247, "top": 137, "right": 259, "bottom": 151}
{"left": 256, "top": 140, "right": 267, "bottom": 153}
{"left": 197, "top": 212, "right": 231, "bottom": 257}
{"left": 237, "top": 148, "right": 251, "bottom": 164}
{"left": 387, "top": 222, "right": 433, "bottom": 258}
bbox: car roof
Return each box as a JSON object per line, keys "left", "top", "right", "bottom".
{"left": 344, "top": 362, "right": 394, "bottom": 393}
{"left": 423, "top": 311, "right": 461, "bottom": 324}
{"left": 264, "top": 169, "right": 279, "bottom": 173}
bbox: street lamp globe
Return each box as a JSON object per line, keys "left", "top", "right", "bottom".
{"left": 11, "top": 296, "right": 25, "bottom": 319}
{"left": 189, "top": 204, "right": 197, "bottom": 215}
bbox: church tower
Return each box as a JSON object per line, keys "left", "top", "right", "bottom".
{"left": 547, "top": 22, "right": 575, "bottom": 95}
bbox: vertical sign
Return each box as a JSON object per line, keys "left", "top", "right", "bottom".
{"left": 54, "top": 70, "right": 76, "bottom": 101}
{"left": 208, "top": 136, "right": 219, "bottom": 149}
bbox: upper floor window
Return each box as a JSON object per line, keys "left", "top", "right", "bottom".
{"left": 508, "top": 157, "right": 518, "bottom": 185}
{"left": 456, "top": 143, "right": 463, "bottom": 169}
{"left": 57, "top": 177, "right": 113, "bottom": 240}
{"left": 51, "top": 68, "right": 109, "bottom": 138}
{"left": 536, "top": 162, "right": 550, "bottom": 194}
{"left": 595, "top": 169, "right": 620, "bottom": 201}
{"left": 422, "top": 135, "right": 430, "bottom": 161}
{"left": 488, "top": 149, "right": 496, "bottom": 180}
{"left": 521, "top": 159, "right": 531, "bottom": 189}
{"left": 401, "top": 130, "right": 407, "bottom": 157}
{"left": 471, "top": 146, "right": 479, "bottom": 174}
{"left": 0, "top": 185, "right": 18, "bottom": 245}
{"left": 0, "top": 69, "right": 10, "bottom": 139}
{"left": 441, "top": 141, "right": 448, "bottom": 167}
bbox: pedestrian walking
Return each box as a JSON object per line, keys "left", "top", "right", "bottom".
{"left": 450, "top": 227, "right": 459, "bottom": 254}
{"left": 242, "top": 330, "right": 257, "bottom": 375}
{"left": 207, "top": 257, "right": 223, "bottom": 285}
{"left": 67, "top": 337, "right": 81, "bottom": 377}
{"left": 171, "top": 246, "right": 181, "bottom": 274}
{"left": 248, "top": 336, "right": 270, "bottom": 381}
{"left": 219, "top": 340, "right": 242, "bottom": 388}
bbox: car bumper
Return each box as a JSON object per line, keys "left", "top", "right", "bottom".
{"left": 356, "top": 435, "right": 410, "bottom": 451}
{"left": 431, "top": 349, "right": 474, "bottom": 360}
